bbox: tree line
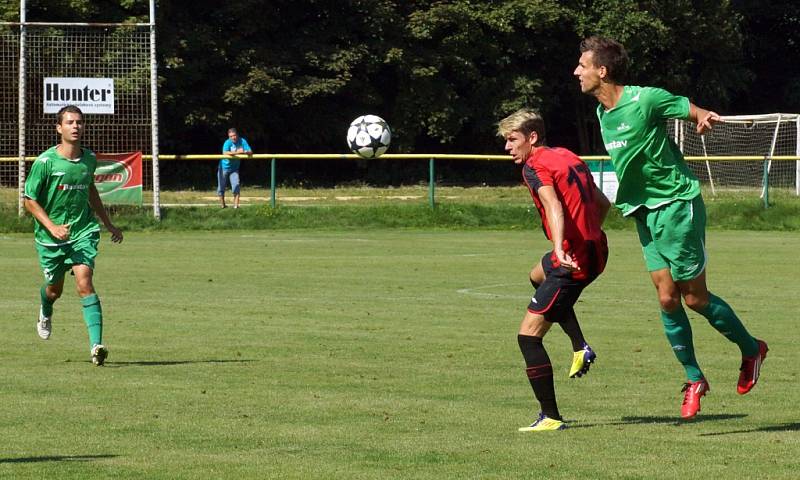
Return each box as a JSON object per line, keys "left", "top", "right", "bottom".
{"left": 3, "top": 0, "right": 798, "bottom": 186}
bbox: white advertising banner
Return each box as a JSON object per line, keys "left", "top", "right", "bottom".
{"left": 43, "top": 77, "right": 115, "bottom": 114}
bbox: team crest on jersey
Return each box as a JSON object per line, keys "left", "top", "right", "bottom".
{"left": 616, "top": 123, "right": 631, "bottom": 131}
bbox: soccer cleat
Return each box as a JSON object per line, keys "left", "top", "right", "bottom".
{"left": 737, "top": 339, "right": 768, "bottom": 395}
{"left": 518, "top": 412, "right": 567, "bottom": 432}
{"left": 91, "top": 344, "right": 108, "bottom": 366}
{"left": 569, "top": 343, "right": 596, "bottom": 378}
{"left": 680, "top": 378, "right": 710, "bottom": 420}
{"left": 37, "top": 306, "right": 52, "bottom": 340}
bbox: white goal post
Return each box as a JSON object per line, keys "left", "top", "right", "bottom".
{"left": 669, "top": 113, "right": 800, "bottom": 196}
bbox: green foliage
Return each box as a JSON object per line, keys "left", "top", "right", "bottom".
{"left": 3, "top": 0, "right": 797, "bottom": 171}
{"left": 733, "top": 0, "right": 800, "bottom": 112}
{"left": 150, "top": 0, "right": 768, "bottom": 158}
{"left": 395, "top": 0, "right": 573, "bottom": 149}
{"left": 5, "top": 0, "right": 147, "bottom": 23}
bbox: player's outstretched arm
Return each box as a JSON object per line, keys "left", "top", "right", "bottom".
{"left": 24, "top": 197, "right": 70, "bottom": 241}
{"left": 88, "top": 184, "right": 123, "bottom": 243}
{"left": 689, "top": 103, "right": 721, "bottom": 135}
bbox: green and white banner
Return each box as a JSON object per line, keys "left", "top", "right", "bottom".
{"left": 95, "top": 152, "right": 142, "bottom": 206}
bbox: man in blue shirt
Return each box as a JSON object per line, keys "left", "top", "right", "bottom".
{"left": 218, "top": 127, "right": 252, "bottom": 208}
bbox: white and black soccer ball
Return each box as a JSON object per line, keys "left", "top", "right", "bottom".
{"left": 347, "top": 115, "right": 391, "bottom": 159}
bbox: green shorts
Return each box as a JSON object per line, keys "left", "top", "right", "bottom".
{"left": 35, "top": 232, "right": 99, "bottom": 285}
{"left": 631, "top": 195, "right": 706, "bottom": 281}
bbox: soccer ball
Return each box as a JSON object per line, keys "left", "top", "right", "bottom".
{"left": 347, "top": 115, "right": 391, "bottom": 159}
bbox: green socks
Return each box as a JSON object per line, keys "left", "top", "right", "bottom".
{"left": 40, "top": 285, "right": 54, "bottom": 317}
{"left": 81, "top": 293, "right": 103, "bottom": 348}
{"left": 661, "top": 294, "right": 758, "bottom": 381}
{"left": 699, "top": 293, "right": 758, "bottom": 356}
{"left": 661, "top": 307, "right": 704, "bottom": 381}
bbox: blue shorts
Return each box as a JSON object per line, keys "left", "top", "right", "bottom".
{"left": 217, "top": 167, "right": 240, "bottom": 195}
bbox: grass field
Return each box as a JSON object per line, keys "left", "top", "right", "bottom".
{"left": 4, "top": 186, "right": 800, "bottom": 234}
{"left": 1, "top": 229, "right": 798, "bottom": 479}
{"left": 4, "top": 184, "right": 800, "bottom": 208}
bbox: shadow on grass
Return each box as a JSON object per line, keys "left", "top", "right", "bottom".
{"left": 104, "top": 359, "right": 257, "bottom": 367}
{"left": 699, "top": 422, "right": 800, "bottom": 436}
{"left": 571, "top": 413, "right": 748, "bottom": 428}
{"left": 0, "top": 454, "right": 117, "bottom": 464}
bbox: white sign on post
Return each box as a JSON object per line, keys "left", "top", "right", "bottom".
{"left": 43, "top": 77, "right": 115, "bottom": 114}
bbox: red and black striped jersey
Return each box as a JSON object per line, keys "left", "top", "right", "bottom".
{"left": 522, "top": 146, "right": 606, "bottom": 252}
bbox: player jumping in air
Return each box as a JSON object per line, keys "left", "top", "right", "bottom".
{"left": 24, "top": 105, "right": 123, "bottom": 366}
{"left": 498, "top": 109, "right": 611, "bottom": 431}
{"left": 575, "top": 36, "right": 768, "bottom": 419}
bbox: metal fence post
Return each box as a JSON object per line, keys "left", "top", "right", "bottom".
{"left": 270, "top": 157, "right": 276, "bottom": 208}
{"left": 599, "top": 158, "right": 604, "bottom": 192}
{"left": 429, "top": 158, "right": 435, "bottom": 208}
{"left": 762, "top": 158, "right": 770, "bottom": 209}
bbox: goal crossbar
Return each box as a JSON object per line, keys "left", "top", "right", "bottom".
{"left": 670, "top": 113, "right": 800, "bottom": 197}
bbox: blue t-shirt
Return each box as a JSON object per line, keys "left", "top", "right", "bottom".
{"left": 220, "top": 137, "right": 251, "bottom": 171}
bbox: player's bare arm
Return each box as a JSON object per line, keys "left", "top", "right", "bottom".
{"left": 88, "top": 184, "right": 123, "bottom": 243}
{"left": 538, "top": 185, "right": 577, "bottom": 271}
{"left": 689, "top": 103, "right": 721, "bottom": 135}
{"left": 24, "top": 197, "right": 70, "bottom": 241}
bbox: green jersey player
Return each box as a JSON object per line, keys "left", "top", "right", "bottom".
{"left": 575, "top": 36, "right": 767, "bottom": 419}
{"left": 24, "top": 105, "right": 123, "bottom": 366}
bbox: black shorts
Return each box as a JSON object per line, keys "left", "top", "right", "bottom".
{"left": 527, "top": 250, "right": 601, "bottom": 322}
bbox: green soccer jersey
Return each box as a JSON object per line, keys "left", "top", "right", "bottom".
{"left": 24, "top": 146, "right": 100, "bottom": 246}
{"left": 597, "top": 85, "right": 701, "bottom": 216}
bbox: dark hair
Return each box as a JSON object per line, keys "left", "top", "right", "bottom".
{"left": 228, "top": 128, "right": 238, "bottom": 135}
{"left": 579, "top": 36, "right": 629, "bottom": 83}
{"left": 56, "top": 105, "right": 83, "bottom": 125}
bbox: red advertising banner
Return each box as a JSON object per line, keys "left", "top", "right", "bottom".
{"left": 95, "top": 152, "right": 142, "bottom": 206}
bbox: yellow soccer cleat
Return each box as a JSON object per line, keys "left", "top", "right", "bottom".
{"left": 569, "top": 343, "right": 596, "bottom": 378}
{"left": 518, "top": 413, "right": 567, "bottom": 432}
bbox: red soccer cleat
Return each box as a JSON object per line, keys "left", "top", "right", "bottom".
{"left": 681, "top": 378, "right": 710, "bottom": 420}
{"left": 738, "top": 339, "right": 768, "bottom": 395}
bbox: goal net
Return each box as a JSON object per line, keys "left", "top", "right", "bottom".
{"left": 0, "top": 21, "right": 156, "bottom": 210}
{"left": 668, "top": 114, "right": 800, "bottom": 196}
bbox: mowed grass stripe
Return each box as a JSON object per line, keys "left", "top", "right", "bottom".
{"left": 0, "top": 230, "right": 798, "bottom": 479}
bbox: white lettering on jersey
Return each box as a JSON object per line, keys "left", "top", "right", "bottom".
{"left": 604, "top": 140, "right": 627, "bottom": 151}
